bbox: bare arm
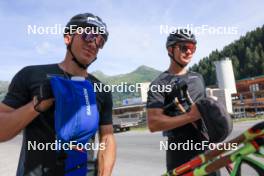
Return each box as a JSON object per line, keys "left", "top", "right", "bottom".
{"left": 97, "top": 124, "right": 116, "bottom": 176}
{"left": 0, "top": 101, "right": 39, "bottom": 142}
{"left": 0, "top": 98, "right": 53, "bottom": 142}
{"left": 147, "top": 104, "right": 201, "bottom": 132}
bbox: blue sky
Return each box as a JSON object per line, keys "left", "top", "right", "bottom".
{"left": 0, "top": 0, "right": 263, "bottom": 81}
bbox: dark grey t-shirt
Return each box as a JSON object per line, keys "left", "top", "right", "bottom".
{"left": 146, "top": 71, "right": 206, "bottom": 137}
{"left": 2, "top": 64, "right": 113, "bottom": 176}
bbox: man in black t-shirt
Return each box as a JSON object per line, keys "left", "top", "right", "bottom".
{"left": 147, "top": 29, "right": 220, "bottom": 175}
{"left": 0, "top": 13, "right": 116, "bottom": 176}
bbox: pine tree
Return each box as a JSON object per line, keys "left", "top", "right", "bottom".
{"left": 189, "top": 25, "right": 264, "bottom": 85}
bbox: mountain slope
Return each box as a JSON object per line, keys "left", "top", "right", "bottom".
{"left": 92, "top": 65, "right": 161, "bottom": 84}
{"left": 190, "top": 25, "right": 264, "bottom": 86}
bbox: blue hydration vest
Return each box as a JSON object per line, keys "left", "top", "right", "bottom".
{"left": 50, "top": 76, "right": 99, "bottom": 175}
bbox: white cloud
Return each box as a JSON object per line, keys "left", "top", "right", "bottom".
{"left": 0, "top": 0, "right": 264, "bottom": 80}
{"left": 35, "top": 41, "right": 53, "bottom": 55}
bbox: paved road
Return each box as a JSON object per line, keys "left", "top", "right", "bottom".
{"left": 0, "top": 120, "right": 263, "bottom": 176}
{"left": 112, "top": 120, "right": 264, "bottom": 176}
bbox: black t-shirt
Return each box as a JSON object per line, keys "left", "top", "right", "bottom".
{"left": 2, "top": 64, "right": 113, "bottom": 176}
{"left": 146, "top": 71, "right": 206, "bottom": 137}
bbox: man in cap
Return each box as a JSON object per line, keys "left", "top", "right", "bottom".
{"left": 147, "top": 29, "right": 220, "bottom": 175}
{"left": 0, "top": 13, "right": 116, "bottom": 176}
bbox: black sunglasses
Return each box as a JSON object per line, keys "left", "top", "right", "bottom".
{"left": 81, "top": 32, "right": 105, "bottom": 49}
